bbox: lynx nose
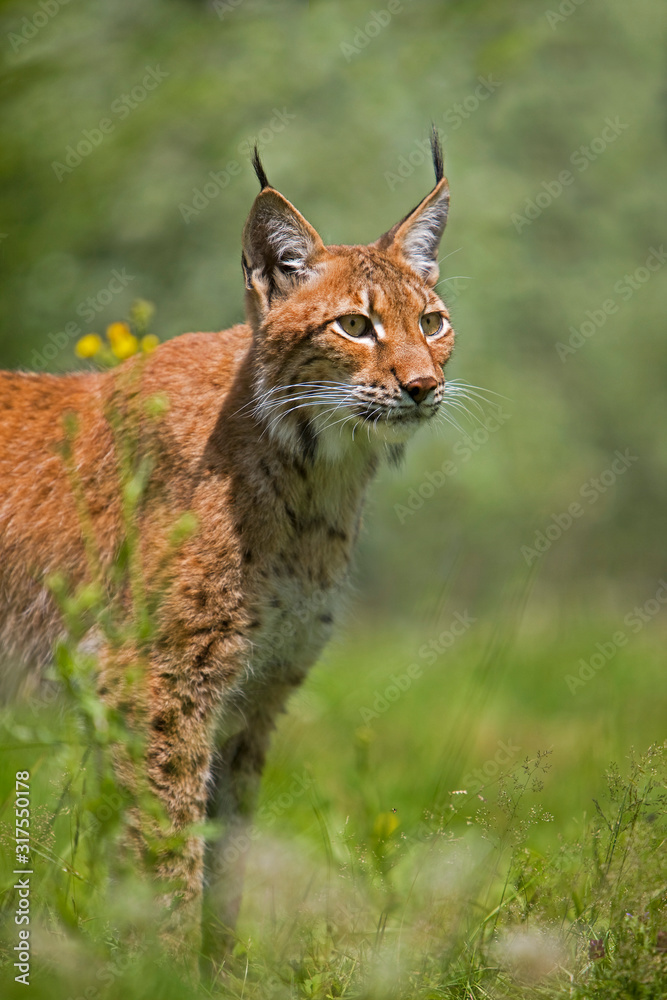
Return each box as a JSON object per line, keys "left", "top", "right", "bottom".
{"left": 405, "top": 376, "right": 438, "bottom": 404}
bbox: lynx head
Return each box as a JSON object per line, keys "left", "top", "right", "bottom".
{"left": 241, "top": 129, "right": 454, "bottom": 461}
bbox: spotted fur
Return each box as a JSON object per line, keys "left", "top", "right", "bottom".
{"left": 0, "top": 133, "right": 454, "bottom": 971}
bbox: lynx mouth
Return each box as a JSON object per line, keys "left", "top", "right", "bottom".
{"left": 355, "top": 402, "right": 440, "bottom": 425}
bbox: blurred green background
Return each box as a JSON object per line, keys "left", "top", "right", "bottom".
{"left": 1, "top": 0, "right": 666, "bottom": 903}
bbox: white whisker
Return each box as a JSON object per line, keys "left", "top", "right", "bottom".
{"left": 443, "top": 400, "right": 486, "bottom": 427}
{"left": 232, "top": 379, "right": 357, "bottom": 420}
{"left": 434, "top": 409, "right": 467, "bottom": 435}
{"left": 444, "top": 390, "right": 487, "bottom": 417}
{"left": 446, "top": 378, "right": 511, "bottom": 403}
{"left": 263, "top": 397, "right": 353, "bottom": 437}
{"left": 437, "top": 247, "right": 462, "bottom": 265}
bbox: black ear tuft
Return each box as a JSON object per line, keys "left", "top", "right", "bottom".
{"left": 373, "top": 125, "right": 448, "bottom": 285}
{"left": 430, "top": 124, "right": 444, "bottom": 184}
{"left": 252, "top": 146, "right": 270, "bottom": 190}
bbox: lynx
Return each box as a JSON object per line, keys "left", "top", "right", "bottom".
{"left": 0, "top": 132, "right": 454, "bottom": 970}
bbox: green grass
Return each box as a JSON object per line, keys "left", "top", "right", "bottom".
{"left": 1, "top": 607, "right": 666, "bottom": 999}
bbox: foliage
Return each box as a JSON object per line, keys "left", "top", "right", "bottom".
{"left": 0, "top": 0, "right": 665, "bottom": 996}
{"left": 2, "top": 650, "right": 667, "bottom": 997}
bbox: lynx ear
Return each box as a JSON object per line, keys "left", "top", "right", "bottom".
{"left": 375, "top": 129, "right": 449, "bottom": 286}
{"left": 242, "top": 149, "right": 325, "bottom": 313}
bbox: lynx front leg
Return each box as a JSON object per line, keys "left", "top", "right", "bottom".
{"left": 202, "top": 716, "right": 274, "bottom": 970}
{"left": 143, "top": 698, "right": 216, "bottom": 966}
{"left": 115, "top": 650, "right": 230, "bottom": 972}
{"left": 97, "top": 614, "right": 247, "bottom": 978}
{"left": 100, "top": 673, "right": 214, "bottom": 975}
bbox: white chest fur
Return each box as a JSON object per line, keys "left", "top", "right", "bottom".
{"left": 218, "top": 445, "right": 377, "bottom": 736}
{"left": 250, "top": 572, "right": 343, "bottom": 683}
{"left": 217, "top": 571, "right": 345, "bottom": 742}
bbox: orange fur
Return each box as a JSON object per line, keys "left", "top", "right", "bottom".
{"left": 0, "top": 135, "right": 455, "bottom": 971}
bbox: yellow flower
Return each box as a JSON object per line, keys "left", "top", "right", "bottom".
{"left": 75, "top": 333, "right": 103, "bottom": 359}
{"left": 105, "top": 321, "right": 139, "bottom": 359}
{"left": 141, "top": 334, "right": 160, "bottom": 354}
{"left": 110, "top": 334, "right": 139, "bottom": 360}
{"left": 106, "top": 321, "right": 132, "bottom": 347}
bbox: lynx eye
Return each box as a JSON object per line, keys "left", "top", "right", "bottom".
{"left": 336, "top": 314, "right": 372, "bottom": 338}
{"left": 420, "top": 312, "right": 445, "bottom": 337}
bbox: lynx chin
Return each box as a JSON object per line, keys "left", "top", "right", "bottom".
{"left": 0, "top": 129, "right": 456, "bottom": 973}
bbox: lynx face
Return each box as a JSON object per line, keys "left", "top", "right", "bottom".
{"left": 242, "top": 135, "right": 454, "bottom": 459}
